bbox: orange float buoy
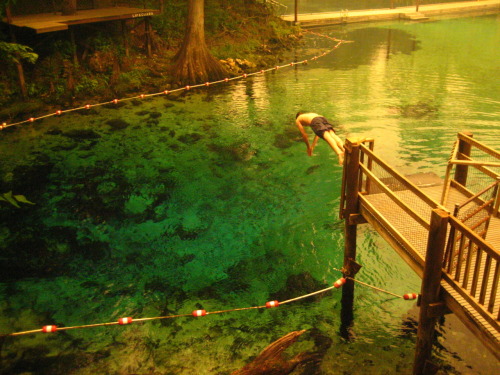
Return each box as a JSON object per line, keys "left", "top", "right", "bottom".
{"left": 42, "top": 325, "right": 57, "bottom": 333}
{"left": 266, "top": 300, "right": 279, "bottom": 308}
{"left": 118, "top": 317, "right": 133, "bottom": 325}
{"left": 403, "top": 293, "right": 418, "bottom": 300}
{"left": 192, "top": 310, "right": 207, "bottom": 317}
{"left": 334, "top": 278, "right": 346, "bottom": 288}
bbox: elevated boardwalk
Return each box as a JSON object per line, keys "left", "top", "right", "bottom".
{"left": 340, "top": 132, "right": 500, "bottom": 373}
{"left": 3, "top": 6, "right": 161, "bottom": 34}
{"left": 282, "top": 0, "right": 500, "bottom": 27}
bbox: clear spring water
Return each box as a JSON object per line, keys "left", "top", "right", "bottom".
{"left": 0, "top": 14, "right": 499, "bottom": 375}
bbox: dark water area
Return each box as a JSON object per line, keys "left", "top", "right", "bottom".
{"left": 0, "top": 15, "right": 499, "bottom": 375}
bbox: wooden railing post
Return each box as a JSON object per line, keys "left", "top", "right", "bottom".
{"left": 454, "top": 132, "right": 473, "bottom": 187}
{"left": 340, "top": 138, "right": 362, "bottom": 339}
{"left": 413, "top": 208, "right": 449, "bottom": 375}
{"left": 294, "top": 0, "right": 299, "bottom": 24}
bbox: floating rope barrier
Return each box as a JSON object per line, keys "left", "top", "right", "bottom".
{"left": 0, "top": 31, "right": 351, "bottom": 131}
{"left": 2, "top": 273, "right": 418, "bottom": 338}
{"left": 0, "top": 31, "right": 419, "bottom": 339}
{"left": 331, "top": 266, "right": 418, "bottom": 300}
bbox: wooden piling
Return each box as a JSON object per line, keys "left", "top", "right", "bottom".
{"left": 294, "top": 0, "right": 299, "bottom": 24}
{"left": 145, "top": 16, "right": 152, "bottom": 57}
{"left": 454, "top": 132, "right": 473, "bottom": 187}
{"left": 121, "top": 20, "right": 130, "bottom": 58}
{"left": 341, "top": 138, "right": 362, "bottom": 339}
{"left": 413, "top": 208, "right": 449, "bottom": 375}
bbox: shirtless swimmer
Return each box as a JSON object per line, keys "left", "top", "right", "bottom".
{"left": 295, "top": 112, "right": 345, "bottom": 165}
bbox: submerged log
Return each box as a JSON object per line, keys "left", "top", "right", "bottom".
{"left": 232, "top": 330, "right": 318, "bottom": 375}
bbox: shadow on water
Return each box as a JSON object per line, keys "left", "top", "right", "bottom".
{"left": 314, "top": 27, "right": 421, "bottom": 70}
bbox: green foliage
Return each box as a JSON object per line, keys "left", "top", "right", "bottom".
{"left": 51, "top": 39, "right": 75, "bottom": 58}
{"left": 151, "top": 0, "right": 187, "bottom": 42}
{"left": 85, "top": 32, "right": 114, "bottom": 52}
{"left": 0, "top": 100, "right": 44, "bottom": 120}
{"left": 0, "top": 0, "right": 17, "bottom": 18}
{"left": 0, "top": 81, "right": 15, "bottom": 106}
{"left": 0, "top": 191, "right": 35, "bottom": 208}
{"left": 267, "top": 19, "right": 293, "bottom": 39}
{"left": 0, "top": 41, "right": 38, "bottom": 65}
{"left": 117, "top": 69, "right": 150, "bottom": 90}
{"left": 205, "top": 5, "right": 236, "bottom": 34}
{"left": 75, "top": 76, "right": 101, "bottom": 96}
{"left": 0, "top": 0, "right": 300, "bottom": 105}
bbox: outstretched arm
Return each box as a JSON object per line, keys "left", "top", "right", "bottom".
{"left": 296, "top": 120, "right": 312, "bottom": 155}
{"left": 310, "top": 135, "right": 320, "bottom": 155}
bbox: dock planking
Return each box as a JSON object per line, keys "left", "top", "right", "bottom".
{"left": 361, "top": 170, "right": 500, "bottom": 359}
{"left": 4, "top": 7, "right": 161, "bottom": 34}
{"left": 340, "top": 134, "right": 500, "bottom": 367}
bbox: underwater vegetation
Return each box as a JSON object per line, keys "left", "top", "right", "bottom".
{"left": 395, "top": 101, "right": 439, "bottom": 119}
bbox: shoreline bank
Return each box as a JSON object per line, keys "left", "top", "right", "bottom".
{"left": 282, "top": 0, "right": 499, "bottom": 27}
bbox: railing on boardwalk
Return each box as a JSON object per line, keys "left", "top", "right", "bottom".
{"left": 339, "top": 133, "right": 500, "bottom": 364}
{"left": 444, "top": 214, "right": 500, "bottom": 328}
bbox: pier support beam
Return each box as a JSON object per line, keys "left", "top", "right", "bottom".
{"left": 340, "top": 138, "right": 362, "bottom": 340}
{"left": 454, "top": 132, "right": 473, "bottom": 186}
{"left": 413, "top": 208, "right": 449, "bottom": 375}
{"left": 294, "top": 0, "right": 299, "bottom": 25}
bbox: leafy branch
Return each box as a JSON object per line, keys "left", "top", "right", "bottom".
{"left": 0, "top": 191, "right": 35, "bottom": 208}
{"left": 0, "top": 41, "right": 38, "bottom": 65}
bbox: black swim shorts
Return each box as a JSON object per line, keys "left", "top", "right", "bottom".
{"left": 310, "top": 117, "right": 335, "bottom": 139}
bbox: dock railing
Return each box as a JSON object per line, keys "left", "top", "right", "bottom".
{"left": 259, "top": 0, "right": 288, "bottom": 15}
{"left": 441, "top": 132, "right": 500, "bottom": 219}
{"left": 339, "top": 134, "right": 500, "bottom": 370}
{"left": 340, "top": 138, "right": 445, "bottom": 272}
{"left": 444, "top": 214, "right": 500, "bottom": 328}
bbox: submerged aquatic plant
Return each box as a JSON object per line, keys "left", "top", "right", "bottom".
{"left": 0, "top": 191, "right": 35, "bottom": 208}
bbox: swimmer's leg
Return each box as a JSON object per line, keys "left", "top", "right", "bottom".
{"left": 323, "top": 131, "right": 345, "bottom": 165}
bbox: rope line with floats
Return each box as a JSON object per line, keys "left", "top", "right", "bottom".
{"left": 2, "top": 271, "right": 418, "bottom": 338}
{"left": 0, "top": 31, "right": 352, "bottom": 131}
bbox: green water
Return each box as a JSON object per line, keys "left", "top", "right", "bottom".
{"left": 1, "top": 15, "right": 499, "bottom": 375}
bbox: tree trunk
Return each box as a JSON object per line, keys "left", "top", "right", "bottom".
{"left": 6, "top": 6, "right": 28, "bottom": 100}
{"left": 61, "top": 0, "right": 77, "bottom": 15}
{"left": 15, "top": 61, "right": 28, "bottom": 99}
{"left": 172, "top": 0, "right": 227, "bottom": 84}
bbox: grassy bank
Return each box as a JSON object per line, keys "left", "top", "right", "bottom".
{"left": 0, "top": 0, "right": 301, "bottom": 123}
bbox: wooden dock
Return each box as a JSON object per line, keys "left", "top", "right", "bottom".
{"left": 340, "top": 132, "right": 500, "bottom": 374}
{"left": 282, "top": 0, "right": 500, "bottom": 27}
{"left": 3, "top": 6, "right": 161, "bottom": 34}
